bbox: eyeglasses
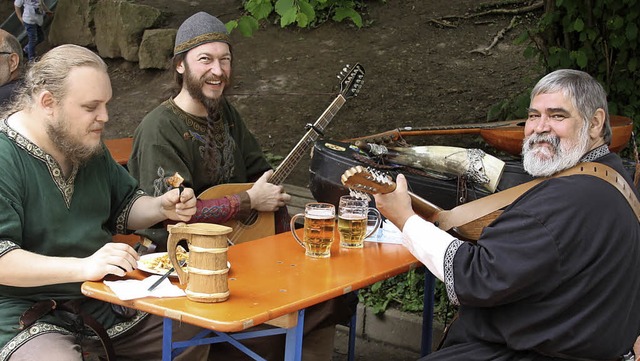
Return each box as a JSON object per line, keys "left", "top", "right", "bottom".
{"left": 0, "top": 51, "right": 14, "bottom": 55}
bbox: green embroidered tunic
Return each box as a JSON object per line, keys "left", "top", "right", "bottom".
{"left": 0, "top": 119, "right": 146, "bottom": 359}
{"left": 128, "top": 98, "right": 271, "bottom": 197}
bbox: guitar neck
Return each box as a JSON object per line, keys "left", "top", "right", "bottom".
{"left": 408, "top": 191, "right": 442, "bottom": 222}
{"left": 269, "top": 95, "right": 347, "bottom": 185}
{"left": 400, "top": 119, "right": 524, "bottom": 133}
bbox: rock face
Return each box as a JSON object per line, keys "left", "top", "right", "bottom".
{"left": 93, "top": 1, "right": 161, "bottom": 61}
{"left": 138, "top": 29, "right": 177, "bottom": 69}
{"left": 48, "top": 0, "right": 94, "bottom": 46}
{"left": 48, "top": 0, "right": 171, "bottom": 68}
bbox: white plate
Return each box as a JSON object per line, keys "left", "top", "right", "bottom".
{"left": 137, "top": 252, "right": 230, "bottom": 277}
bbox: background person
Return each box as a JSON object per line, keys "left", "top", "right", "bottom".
{"left": 0, "top": 29, "right": 23, "bottom": 108}
{"left": 374, "top": 69, "right": 640, "bottom": 360}
{"left": 13, "top": 0, "right": 53, "bottom": 62}
{"left": 0, "top": 44, "right": 207, "bottom": 361}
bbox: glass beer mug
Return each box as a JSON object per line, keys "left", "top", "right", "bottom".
{"left": 290, "top": 203, "right": 336, "bottom": 258}
{"left": 337, "top": 195, "right": 382, "bottom": 248}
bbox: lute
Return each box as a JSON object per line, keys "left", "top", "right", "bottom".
{"left": 340, "top": 165, "right": 501, "bottom": 241}
{"left": 199, "top": 63, "right": 365, "bottom": 245}
{"left": 341, "top": 162, "right": 640, "bottom": 241}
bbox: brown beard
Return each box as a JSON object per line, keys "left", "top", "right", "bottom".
{"left": 47, "top": 115, "right": 103, "bottom": 167}
{"left": 183, "top": 61, "right": 229, "bottom": 117}
{"left": 182, "top": 62, "right": 236, "bottom": 183}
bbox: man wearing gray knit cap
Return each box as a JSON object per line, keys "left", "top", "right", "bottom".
{"left": 129, "top": 11, "right": 350, "bottom": 361}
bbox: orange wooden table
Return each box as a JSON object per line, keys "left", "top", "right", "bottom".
{"left": 82, "top": 229, "right": 421, "bottom": 360}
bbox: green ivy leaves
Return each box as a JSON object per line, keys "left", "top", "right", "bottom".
{"left": 226, "top": 0, "right": 368, "bottom": 37}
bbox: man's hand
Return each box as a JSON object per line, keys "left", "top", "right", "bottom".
{"left": 82, "top": 243, "right": 139, "bottom": 280}
{"left": 160, "top": 187, "right": 197, "bottom": 221}
{"left": 373, "top": 173, "right": 416, "bottom": 230}
{"left": 246, "top": 170, "right": 291, "bottom": 212}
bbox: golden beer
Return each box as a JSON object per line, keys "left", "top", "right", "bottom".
{"left": 303, "top": 214, "right": 335, "bottom": 257}
{"left": 338, "top": 214, "right": 368, "bottom": 248}
{"left": 337, "top": 195, "right": 382, "bottom": 249}
{"left": 290, "top": 203, "right": 336, "bottom": 258}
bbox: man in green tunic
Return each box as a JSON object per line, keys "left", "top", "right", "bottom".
{"left": 128, "top": 11, "right": 352, "bottom": 361}
{"left": 0, "top": 45, "right": 208, "bottom": 360}
{"left": 128, "top": 11, "right": 291, "bottom": 235}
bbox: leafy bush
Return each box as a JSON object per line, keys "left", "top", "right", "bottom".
{"left": 357, "top": 268, "right": 457, "bottom": 325}
{"left": 226, "top": 0, "right": 376, "bottom": 37}
{"left": 515, "top": 0, "right": 639, "bottom": 127}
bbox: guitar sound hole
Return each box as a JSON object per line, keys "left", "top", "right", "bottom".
{"left": 239, "top": 210, "right": 259, "bottom": 226}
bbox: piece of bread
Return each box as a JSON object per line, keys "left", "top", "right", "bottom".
{"left": 166, "top": 172, "right": 184, "bottom": 188}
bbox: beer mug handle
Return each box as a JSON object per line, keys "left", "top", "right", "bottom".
{"left": 167, "top": 232, "right": 188, "bottom": 286}
{"left": 289, "top": 213, "right": 306, "bottom": 249}
{"left": 364, "top": 207, "right": 383, "bottom": 239}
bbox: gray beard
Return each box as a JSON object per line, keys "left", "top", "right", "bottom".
{"left": 522, "top": 125, "right": 590, "bottom": 177}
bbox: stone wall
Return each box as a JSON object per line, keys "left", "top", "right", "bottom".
{"left": 48, "top": 0, "right": 174, "bottom": 69}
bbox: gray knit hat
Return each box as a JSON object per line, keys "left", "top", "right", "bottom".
{"left": 174, "top": 12, "right": 231, "bottom": 55}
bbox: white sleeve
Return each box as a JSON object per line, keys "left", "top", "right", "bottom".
{"left": 401, "top": 215, "right": 456, "bottom": 281}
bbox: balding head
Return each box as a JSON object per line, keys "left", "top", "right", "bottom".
{"left": 0, "top": 29, "right": 23, "bottom": 84}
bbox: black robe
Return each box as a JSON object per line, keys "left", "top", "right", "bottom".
{"left": 424, "top": 153, "right": 640, "bottom": 360}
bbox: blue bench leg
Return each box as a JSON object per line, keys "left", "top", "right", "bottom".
{"left": 421, "top": 269, "right": 435, "bottom": 356}
{"left": 347, "top": 310, "right": 357, "bottom": 361}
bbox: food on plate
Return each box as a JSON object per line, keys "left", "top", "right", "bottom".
{"left": 139, "top": 247, "right": 188, "bottom": 274}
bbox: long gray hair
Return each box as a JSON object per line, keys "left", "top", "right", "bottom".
{"left": 530, "top": 69, "right": 612, "bottom": 145}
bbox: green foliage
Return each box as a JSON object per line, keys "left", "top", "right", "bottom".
{"left": 518, "top": 0, "right": 640, "bottom": 130}
{"left": 487, "top": 88, "right": 532, "bottom": 122}
{"left": 226, "top": 0, "right": 374, "bottom": 37}
{"left": 264, "top": 151, "right": 284, "bottom": 168}
{"left": 357, "top": 268, "right": 457, "bottom": 325}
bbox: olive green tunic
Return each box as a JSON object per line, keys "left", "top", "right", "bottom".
{"left": 128, "top": 98, "right": 271, "bottom": 198}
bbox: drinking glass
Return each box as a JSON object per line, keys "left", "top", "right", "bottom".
{"left": 337, "top": 195, "right": 382, "bottom": 248}
{"left": 289, "top": 203, "right": 336, "bottom": 258}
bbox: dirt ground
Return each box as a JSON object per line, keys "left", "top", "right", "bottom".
{"left": 1, "top": 0, "right": 543, "bottom": 187}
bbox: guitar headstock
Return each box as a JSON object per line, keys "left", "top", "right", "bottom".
{"left": 340, "top": 165, "right": 396, "bottom": 196}
{"left": 338, "top": 63, "right": 365, "bottom": 99}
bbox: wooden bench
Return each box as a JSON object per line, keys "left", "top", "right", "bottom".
{"left": 283, "top": 184, "right": 315, "bottom": 216}
{"left": 104, "top": 137, "right": 133, "bottom": 166}
{"left": 112, "top": 233, "right": 140, "bottom": 246}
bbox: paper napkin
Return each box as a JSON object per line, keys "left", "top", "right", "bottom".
{"left": 365, "top": 220, "right": 403, "bottom": 244}
{"left": 104, "top": 275, "right": 186, "bottom": 301}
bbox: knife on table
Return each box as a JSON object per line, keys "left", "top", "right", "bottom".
{"left": 147, "top": 260, "right": 185, "bottom": 292}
